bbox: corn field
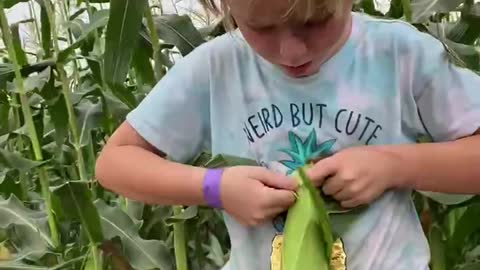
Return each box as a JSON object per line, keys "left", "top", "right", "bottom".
{"left": 0, "top": 0, "right": 479, "bottom": 269}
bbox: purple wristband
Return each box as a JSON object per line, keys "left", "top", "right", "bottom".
{"left": 202, "top": 169, "right": 224, "bottom": 209}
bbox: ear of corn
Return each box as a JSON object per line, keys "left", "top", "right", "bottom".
{"left": 282, "top": 165, "right": 346, "bottom": 270}
{"left": 188, "top": 152, "right": 347, "bottom": 270}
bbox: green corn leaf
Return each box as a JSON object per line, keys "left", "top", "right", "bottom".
{"left": 419, "top": 191, "right": 475, "bottom": 206}
{"left": 0, "top": 63, "right": 15, "bottom": 88}
{"left": 444, "top": 40, "right": 480, "bottom": 71}
{"left": 95, "top": 199, "right": 174, "bottom": 270}
{"left": 51, "top": 181, "right": 103, "bottom": 243}
{"left": 74, "top": 99, "right": 104, "bottom": 147}
{"left": 22, "top": 67, "right": 51, "bottom": 94}
{"left": 0, "top": 91, "right": 13, "bottom": 136}
{"left": 429, "top": 225, "right": 447, "bottom": 270}
{"left": 9, "top": 22, "right": 27, "bottom": 66}
{"left": 0, "top": 195, "right": 53, "bottom": 258}
{"left": 79, "top": 0, "right": 109, "bottom": 3}
{"left": 447, "top": 3, "right": 480, "bottom": 46}
{"left": 104, "top": 0, "right": 148, "bottom": 108}
{"left": 402, "top": 0, "right": 412, "bottom": 22}
{"left": 153, "top": 14, "right": 205, "bottom": 56}
{"left": 132, "top": 41, "right": 156, "bottom": 87}
{"left": 411, "top": 0, "right": 464, "bottom": 23}
{"left": 186, "top": 151, "right": 258, "bottom": 168}
{"left": 0, "top": 170, "right": 6, "bottom": 185}
{"left": 39, "top": 2, "right": 52, "bottom": 58}
{"left": 165, "top": 206, "right": 198, "bottom": 225}
{"left": 204, "top": 154, "right": 258, "bottom": 168}
{"left": 40, "top": 70, "right": 69, "bottom": 148}
{"left": 0, "top": 261, "right": 49, "bottom": 270}
{"left": 0, "top": 148, "right": 47, "bottom": 172}
{"left": 354, "top": 0, "right": 384, "bottom": 16}
{"left": 0, "top": 61, "right": 55, "bottom": 87}
{"left": 0, "top": 254, "right": 87, "bottom": 269}
{"left": 58, "top": 10, "right": 109, "bottom": 63}
{"left": 206, "top": 233, "right": 226, "bottom": 267}
{"left": 3, "top": 0, "right": 29, "bottom": 9}
{"left": 457, "top": 262, "right": 480, "bottom": 270}
{"left": 447, "top": 203, "right": 480, "bottom": 259}
{"left": 188, "top": 151, "right": 214, "bottom": 166}
{"left": 0, "top": 170, "right": 23, "bottom": 200}
{"left": 69, "top": 7, "right": 88, "bottom": 21}
{"left": 124, "top": 199, "right": 145, "bottom": 222}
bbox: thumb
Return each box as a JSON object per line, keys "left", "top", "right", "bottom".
{"left": 306, "top": 156, "right": 338, "bottom": 186}
{"left": 249, "top": 167, "right": 297, "bottom": 190}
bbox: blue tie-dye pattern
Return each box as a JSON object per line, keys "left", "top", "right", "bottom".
{"left": 125, "top": 12, "right": 480, "bottom": 270}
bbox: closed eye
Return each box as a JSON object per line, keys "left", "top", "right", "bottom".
{"left": 304, "top": 13, "right": 333, "bottom": 28}
{"left": 249, "top": 24, "right": 276, "bottom": 32}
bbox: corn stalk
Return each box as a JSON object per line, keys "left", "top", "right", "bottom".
{"left": 60, "top": 0, "right": 81, "bottom": 86}
{"left": 144, "top": 5, "right": 163, "bottom": 80}
{"left": 173, "top": 206, "right": 188, "bottom": 270}
{"left": 42, "top": 1, "right": 99, "bottom": 268}
{"left": 43, "top": 0, "right": 88, "bottom": 183}
{"left": 7, "top": 85, "right": 28, "bottom": 201}
{"left": 0, "top": 1, "right": 60, "bottom": 248}
{"left": 28, "top": 0, "right": 42, "bottom": 49}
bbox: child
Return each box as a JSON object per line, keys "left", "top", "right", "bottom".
{"left": 95, "top": 0, "right": 480, "bottom": 269}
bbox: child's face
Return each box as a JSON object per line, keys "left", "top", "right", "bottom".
{"left": 228, "top": 0, "right": 353, "bottom": 78}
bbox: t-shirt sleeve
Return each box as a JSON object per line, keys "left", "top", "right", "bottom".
{"left": 125, "top": 45, "right": 211, "bottom": 163}
{"left": 406, "top": 29, "right": 480, "bottom": 142}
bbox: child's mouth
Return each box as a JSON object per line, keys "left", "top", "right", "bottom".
{"left": 281, "top": 61, "right": 314, "bottom": 77}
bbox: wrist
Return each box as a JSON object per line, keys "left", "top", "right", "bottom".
{"left": 202, "top": 168, "right": 225, "bottom": 208}
{"left": 378, "top": 145, "right": 419, "bottom": 189}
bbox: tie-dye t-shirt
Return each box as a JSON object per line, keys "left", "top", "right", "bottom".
{"left": 125, "top": 12, "right": 480, "bottom": 270}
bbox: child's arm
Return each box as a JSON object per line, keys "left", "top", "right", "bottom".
{"left": 305, "top": 132, "right": 480, "bottom": 208}
{"left": 95, "top": 121, "right": 297, "bottom": 226}
{"left": 388, "top": 130, "right": 480, "bottom": 194}
{"left": 95, "top": 122, "right": 208, "bottom": 206}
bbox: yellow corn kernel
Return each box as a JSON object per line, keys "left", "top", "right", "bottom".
{"left": 271, "top": 234, "right": 284, "bottom": 270}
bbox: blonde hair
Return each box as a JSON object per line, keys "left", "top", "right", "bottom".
{"left": 198, "top": 0, "right": 345, "bottom": 31}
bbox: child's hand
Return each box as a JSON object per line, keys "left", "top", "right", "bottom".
{"left": 307, "top": 146, "right": 404, "bottom": 208}
{"left": 220, "top": 166, "right": 297, "bottom": 227}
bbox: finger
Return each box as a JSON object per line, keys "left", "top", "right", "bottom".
{"left": 306, "top": 157, "right": 338, "bottom": 186}
{"left": 340, "top": 186, "right": 381, "bottom": 208}
{"left": 267, "top": 189, "right": 297, "bottom": 209}
{"left": 333, "top": 183, "right": 364, "bottom": 201}
{"left": 249, "top": 167, "right": 297, "bottom": 190}
{"left": 321, "top": 175, "right": 344, "bottom": 195}
{"left": 341, "top": 198, "right": 363, "bottom": 208}
{"left": 265, "top": 206, "right": 290, "bottom": 220}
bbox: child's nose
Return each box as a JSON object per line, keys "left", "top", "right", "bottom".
{"left": 279, "top": 31, "right": 308, "bottom": 64}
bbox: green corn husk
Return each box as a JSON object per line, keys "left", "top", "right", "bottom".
{"left": 281, "top": 165, "right": 346, "bottom": 270}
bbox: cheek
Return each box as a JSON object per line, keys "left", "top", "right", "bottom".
{"left": 307, "top": 21, "right": 346, "bottom": 54}
{"left": 310, "top": 16, "right": 346, "bottom": 49}
{"left": 240, "top": 28, "right": 279, "bottom": 57}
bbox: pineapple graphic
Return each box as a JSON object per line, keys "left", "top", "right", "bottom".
{"left": 279, "top": 128, "right": 336, "bottom": 175}
{"left": 272, "top": 128, "right": 336, "bottom": 233}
